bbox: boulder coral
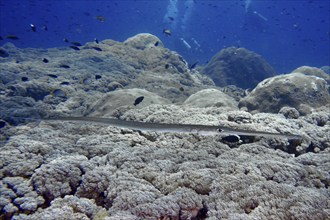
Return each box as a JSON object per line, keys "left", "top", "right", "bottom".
{"left": 87, "top": 88, "right": 171, "bottom": 117}
{"left": 183, "top": 88, "right": 238, "bottom": 110}
{"left": 201, "top": 47, "right": 276, "bottom": 89}
{"left": 239, "top": 72, "right": 330, "bottom": 114}
{"left": 291, "top": 65, "right": 330, "bottom": 84}
{"left": 123, "top": 33, "right": 164, "bottom": 49}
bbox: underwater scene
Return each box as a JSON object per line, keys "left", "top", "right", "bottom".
{"left": 0, "top": 0, "right": 329, "bottom": 219}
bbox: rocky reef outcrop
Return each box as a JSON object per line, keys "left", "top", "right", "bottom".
{"left": 201, "top": 46, "right": 276, "bottom": 89}
{"left": 291, "top": 65, "right": 330, "bottom": 84}
{"left": 239, "top": 72, "right": 330, "bottom": 114}
{"left": 0, "top": 33, "right": 214, "bottom": 123}
{"left": 0, "top": 33, "right": 211, "bottom": 97}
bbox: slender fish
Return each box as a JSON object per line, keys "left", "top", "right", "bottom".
{"left": 45, "top": 116, "right": 301, "bottom": 139}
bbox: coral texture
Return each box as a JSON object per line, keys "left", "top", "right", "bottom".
{"left": 0, "top": 34, "right": 329, "bottom": 219}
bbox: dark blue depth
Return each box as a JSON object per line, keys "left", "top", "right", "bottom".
{"left": 0, "top": 0, "right": 329, "bottom": 73}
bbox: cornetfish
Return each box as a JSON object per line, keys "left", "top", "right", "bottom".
{"left": 45, "top": 116, "right": 302, "bottom": 140}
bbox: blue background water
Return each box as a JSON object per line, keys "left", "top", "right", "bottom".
{"left": 0, "top": 0, "right": 329, "bottom": 73}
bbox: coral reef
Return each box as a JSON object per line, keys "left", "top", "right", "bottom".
{"left": 0, "top": 34, "right": 329, "bottom": 219}
{"left": 0, "top": 33, "right": 214, "bottom": 123}
{"left": 0, "top": 114, "right": 329, "bottom": 219}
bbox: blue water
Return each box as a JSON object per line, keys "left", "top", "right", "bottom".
{"left": 0, "top": 0, "right": 329, "bottom": 73}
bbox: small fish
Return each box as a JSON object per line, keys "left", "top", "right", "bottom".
{"left": 163, "top": 29, "right": 171, "bottom": 36}
{"left": 30, "top": 24, "right": 36, "bottom": 32}
{"left": 95, "top": 75, "right": 102, "bottom": 80}
{"left": 168, "top": 16, "right": 175, "bottom": 21}
{"left": 42, "top": 58, "right": 49, "bottom": 63}
{"left": 92, "top": 47, "right": 102, "bottom": 51}
{"left": 69, "top": 46, "right": 80, "bottom": 51}
{"left": 52, "top": 89, "right": 66, "bottom": 98}
{"left": 222, "top": 134, "right": 241, "bottom": 143}
{"left": 0, "top": 48, "right": 9, "bottom": 57}
{"left": 5, "top": 35, "right": 19, "bottom": 40}
{"left": 63, "top": 38, "right": 69, "bottom": 43}
{"left": 154, "top": 41, "right": 159, "bottom": 46}
{"left": 71, "top": 42, "right": 82, "bottom": 46}
{"left": 42, "top": 25, "right": 48, "bottom": 31}
{"left": 134, "top": 96, "right": 144, "bottom": 106}
{"left": 178, "top": 56, "right": 185, "bottom": 63}
{"left": 165, "top": 64, "right": 170, "bottom": 69}
{"left": 82, "top": 78, "right": 91, "bottom": 85}
{"left": 60, "top": 81, "right": 70, "bottom": 85}
{"left": 21, "top": 76, "right": 29, "bottom": 82}
{"left": 189, "top": 61, "right": 199, "bottom": 69}
{"left": 47, "top": 74, "right": 58, "bottom": 78}
{"left": 59, "top": 64, "right": 70, "bottom": 68}
{"left": 0, "top": 120, "right": 6, "bottom": 129}
{"left": 96, "top": 15, "right": 106, "bottom": 22}
{"left": 179, "top": 87, "right": 184, "bottom": 92}
{"left": 94, "top": 38, "right": 99, "bottom": 44}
